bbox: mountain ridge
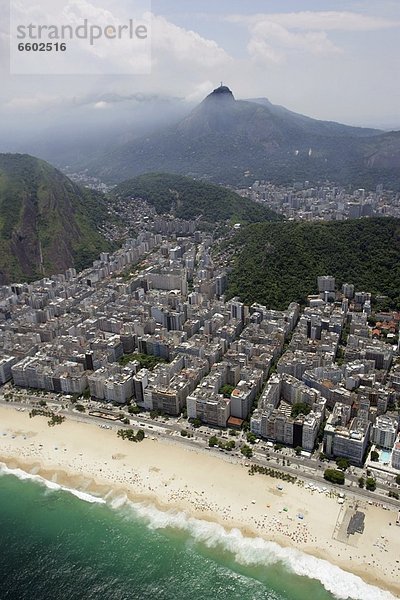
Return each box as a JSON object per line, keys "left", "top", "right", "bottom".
{"left": 0, "top": 153, "right": 111, "bottom": 284}
{"left": 87, "top": 85, "right": 400, "bottom": 188}
{"left": 112, "top": 172, "right": 280, "bottom": 223}
{"left": 225, "top": 217, "right": 400, "bottom": 310}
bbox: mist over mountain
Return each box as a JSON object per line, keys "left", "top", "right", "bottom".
{"left": 0, "top": 153, "right": 111, "bottom": 284}
{"left": 85, "top": 85, "right": 400, "bottom": 189}
{"left": 0, "top": 94, "right": 192, "bottom": 171}
{"left": 2, "top": 86, "right": 399, "bottom": 190}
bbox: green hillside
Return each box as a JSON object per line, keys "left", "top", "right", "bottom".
{"left": 113, "top": 173, "right": 280, "bottom": 223}
{"left": 0, "top": 153, "right": 111, "bottom": 283}
{"left": 226, "top": 218, "right": 400, "bottom": 309}
{"left": 88, "top": 86, "right": 400, "bottom": 190}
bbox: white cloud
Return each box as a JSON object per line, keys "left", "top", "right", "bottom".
{"left": 247, "top": 38, "right": 284, "bottom": 65}
{"left": 5, "top": 94, "right": 64, "bottom": 111}
{"left": 8, "top": 0, "right": 230, "bottom": 75}
{"left": 227, "top": 11, "right": 400, "bottom": 31}
{"left": 227, "top": 10, "right": 400, "bottom": 65}
{"left": 249, "top": 20, "right": 340, "bottom": 63}
{"left": 151, "top": 14, "right": 230, "bottom": 69}
{"left": 93, "top": 100, "right": 108, "bottom": 109}
{"left": 184, "top": 80, "right": 215, "bottom": 102}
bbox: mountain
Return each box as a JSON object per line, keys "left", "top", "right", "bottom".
{"left": 88, "top": 85, "right": 400, "bottom": 189}
{"left": 225, "top": 218, "right": 400, "bottom": 310}
{"left": 0, "top": 94, "right": 191, "bottom": 172}
{"left": 0, "top": 153, "right": 111, "bottom": 284}
{"left": 112, "top": 172, "right": 280, "bottom": 223}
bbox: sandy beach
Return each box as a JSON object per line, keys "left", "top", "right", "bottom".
{"left": 0, "top": 404, "right": 398, "bottom": 598}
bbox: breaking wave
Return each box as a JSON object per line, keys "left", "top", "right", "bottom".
{"left": 0, "top": 462, "right": 105, "bottom": 504}
{"left": 0, "top": 462, "right": 397, "bottom": 600}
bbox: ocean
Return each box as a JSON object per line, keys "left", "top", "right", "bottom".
{"left": 0, "top": 465, "right": 396, "bottom": 600}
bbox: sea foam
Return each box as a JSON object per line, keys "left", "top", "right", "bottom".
{"left": 124, "top": 500, "right": 398, "bottom": 600}
{"left": 0, "top": 462, "right": 105, "bottom": 504}
{"left": 0, "top": 462, "right": 397, "bottom": 600}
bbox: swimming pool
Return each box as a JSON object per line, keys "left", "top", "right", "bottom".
{"left": 379, "top": 449, "right": 392, "bottom": 464}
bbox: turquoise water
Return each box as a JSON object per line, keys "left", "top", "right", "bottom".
{"left": 0, "top": 466, "right": 395, "bottom": 600}
{"left": 379, "top": 450, "right": 392, "bottom": 464}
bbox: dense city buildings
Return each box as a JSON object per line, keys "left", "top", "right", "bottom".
{"left": 237, "top": 181, "right": 400, "bottom": 222}
{"left": 0, "top": 227, "right": 399, "bottom": 473}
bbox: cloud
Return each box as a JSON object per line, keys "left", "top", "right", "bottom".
{"left": 93, "top": 100, "right": 108, "bottom": 109}
{"left": 151, "top": 14, "right": 230, "bottom": 69}
{"left": 4, "top": 94, "right": 66, "bottom": 112}
{"left": 184, "top": 80, "right": 215, "bottom": 102}
{"left": 227, "top": 11, "right": 400, "bottom": 31}
{"left": 227, "top": 10, "right": 400, "bottom": 65}
{"left": 247, "top": 38, "right": 284, "bottom": 66}
{"left": 8, "top": 0, "right": 231, "bottom": 75}
{"left": 248, "top": 20, "right": 340, "bottom": 65}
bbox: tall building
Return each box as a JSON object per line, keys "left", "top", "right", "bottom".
{"left": 342, "top": 283, "right": 355, "bottom": 299}
{"left": 371, "top": 415, "right": 398, "bottom": 449}
{"left": 317, "top": 276, "right": 335, "bottom": 293}
{"left": 391, "top": 434, "right": 400, "bottom": 470}
{"left": 0, "top": 356, "right": 17, "bottom": 384}
{"left": 323, "top": 403, "right": 370, "bottom": 466}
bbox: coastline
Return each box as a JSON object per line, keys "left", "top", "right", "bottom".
{"left": 0, "top": 404, "right": 398, "bottom": 599}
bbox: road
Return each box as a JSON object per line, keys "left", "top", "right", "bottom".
{"left": 1, "top": 396, "right": 399, "bottom": 510}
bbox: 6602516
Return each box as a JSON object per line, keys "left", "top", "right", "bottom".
{"left": 17, "top": 42, "right": 67, "bottom": 51}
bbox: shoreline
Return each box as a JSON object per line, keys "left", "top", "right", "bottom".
{"left": 0, "top": 404, "right": 399, "bottom": 599}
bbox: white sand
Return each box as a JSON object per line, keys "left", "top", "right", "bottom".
{"left": 0, "top": 405, "right": 399, "bottom": 597}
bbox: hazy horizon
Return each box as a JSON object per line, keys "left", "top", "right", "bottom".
{"left": 0, "top": 0, "right": 399, "bottom": 161}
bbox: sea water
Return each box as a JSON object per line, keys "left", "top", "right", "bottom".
{"left": 0, "top": 464, "right": 396, "bottom": 600}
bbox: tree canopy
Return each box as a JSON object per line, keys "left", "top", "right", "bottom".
{"left": 113, "top": 173, "right": 280, "bottom": 224}
{"left": 226, "top": 217, "right": 400, "bottom": 309}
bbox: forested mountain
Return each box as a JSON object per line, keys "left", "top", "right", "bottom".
{"left": 226, "top": 218, "right": 400, "bottom": 309}
{"left": 0, "top": 153, "right": 111, "bottom": 283}
{"left": 88, "top": 85, "right": 400, "bottom": 189}
{"left": 113, "top": 172, "right": 280, "bottom": 223}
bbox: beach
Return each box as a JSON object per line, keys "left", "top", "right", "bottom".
{"left": 0, "top": 404, "right": 398, "bottom": 599}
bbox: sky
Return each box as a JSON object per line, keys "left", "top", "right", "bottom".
{"left": 0, "top": 0, "right": 399, "bottom": 130}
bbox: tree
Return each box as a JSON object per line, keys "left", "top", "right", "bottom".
{"left": 241, "top": 444, "right": 253, "bottom": 458}
{"left": 358, "top": 477, "right": 365, "bottom": 488}
{"left": 192, "top": 418, "right": 202, "bottom": 428}
{"left": 291, "top": 402, "right": 311, "bottom": 419}
{"left": 119, "top": 352, "right": 167, "bottom": 370}
{"left": 208, "top": 435, "right": 218, "bottom": 447}
{"left": 219, "top": 384, "right": 235, "bottom": 398}
{"left": 136, "top": 429, "right": 145, "bottom": 442}
{"left": 370, "top": 450, "right": 379, "bottom": 462}
{"left": 388, "top": 491, "right": 399, "bottom": 499}
{"left": 365, "top": 477, "right": 376, "bottom": 491}
{"left": 128, "top": 405, "right": 140, "bottom": 415}
{"left": 324, "top": 469, "right": 345, "bottom": 485}
{"left": 295, "top": 446, "right": 302, "bottom": 456}
{"left": 335, "top": 457, "right": 350, "bottom": 471}
{"left": 225, "top": 218, "right": 400, "bottom": 311}
{"left": 396, "top": 474, "right": 400, "bottom": 485}
{"left": 75, "top": 404, "right": 85, "bottom": 413}
{"left": 246, "top": 432, "right": 257, "bottom": 444}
